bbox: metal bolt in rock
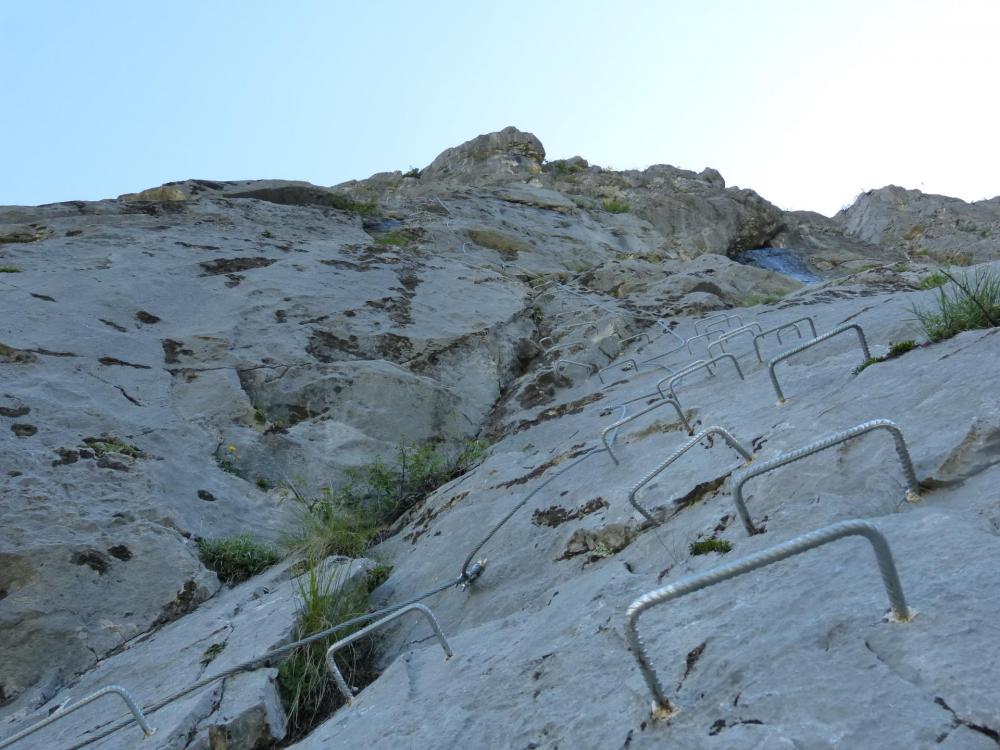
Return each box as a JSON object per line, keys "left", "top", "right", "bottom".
{"left": 768, "top": 323, "right": 871, "bottom": 403}
{"left": 731, "top": 419, "right": 920, "bottom": 535}
{"left": 751, "top": 317, "right": 817, "bottom": 363}
{"left": 627, "top": 426, "right": 753, "bottom": 524}
{"left": 625, "top": 519, "right": 912, "bottom": 719}
{"left": 326, "top": 604, "right": 453, "bottom": 704}
{"left": 0, "top": 685, "right": 155, "bottom": 749}
{"left": 656, "top": 353, "right": 744, "bottom": 407}
{"left": 601, "top": 399, "right": 693, "bottom": 465}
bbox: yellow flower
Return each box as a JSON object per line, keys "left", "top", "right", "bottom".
{"left": 227, "top": 445, "right": 237, "bottom": 453}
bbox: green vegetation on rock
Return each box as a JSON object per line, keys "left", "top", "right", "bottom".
{"left": 197, "top": 534, "right": 281, "bottom": 585}
{"left": 912, "top": 267, "right": 1000, "bottom": 342}
{"left": 602, "top": 197, "right": 631, "bottom": 213}
{"left": 690, "top": 538, "right": 732, "bottom": 555}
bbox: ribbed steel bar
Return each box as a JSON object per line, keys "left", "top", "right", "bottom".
{"left": 627, "top": 426, "right": 753, "bottom": 524}
{"left": 598, "top": 358, "right": 638, "bottom": 384}
{"left": 325, "top": 604, "right": 453, "bottom": 703}
{"left": 752, "top": 317, "right": 817, "bottom": 363}
{"left": 0, "top": 685, "right": 154, "bottom": 749}
{"left": 618, "top": 332, "right": 652, "bottom": 348}
{"left": 625, "top": 519, "right": 912, "bottom": 718}
{"left": 731, "top": 419, "right": 920, "bottom": 534}
{"left": 768, "top": 323, "right": 871, "bottom": 403}
{"left": 601, "top": 399, "right": 693, "bottom": 465}
{"left": 685, "top": 329, "right": 727, "bottom": 355}
{"left": 706, "top": 322, "right": 764, "bottom": 358}
{"left": 695, "top": 312, "right": 743, "bottom": 334}
{"left": 656, "top": 353, "right": 744, "bottom": 407}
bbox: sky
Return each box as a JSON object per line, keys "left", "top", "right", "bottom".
{"left": 3, "top": 0, "right": 999, "bottom": 215}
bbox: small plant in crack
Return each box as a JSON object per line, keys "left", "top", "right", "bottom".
{"left": 200, "top": 642, "right": 226, "bottom": 667}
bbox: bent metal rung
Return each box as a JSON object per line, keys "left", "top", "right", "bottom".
{"left": 628, "top": 426, "right": 753, "bottom": 524}
{"left": 752, "top": 317, "right": 817, "bottom": 363}
{"left": 656, "top": 352, "right": 744, "bottom": 408}
{"left": 625, "top": 519, "right": 912, "bottom": 719}
{"left": 325, "top": 604, "right": 453, "bottom": 704}
{"left": 768, "top": 323, "right": 871, "bottom": 403}
{"left": 731, "top": 419, "right": 920, "bottom": 535}
{"left": 0, "top": 685, "right": 154, "bottom": 749}
{"left": 601, "top": 398, "right": 692, "bottom": 465}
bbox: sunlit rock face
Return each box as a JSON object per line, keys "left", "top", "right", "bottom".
{"left": 2, "top": 127, "right": 1000, "bottom": 749}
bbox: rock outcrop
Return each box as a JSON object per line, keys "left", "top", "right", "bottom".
{"left": 2, "top": 128, "right": 1000, "bottom": 750}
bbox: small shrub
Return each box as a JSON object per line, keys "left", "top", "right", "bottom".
{"left": 253, "top": 407, "right": 267, "bottom": 425}
{"left": 260, "top": 230, "right": 273, "bottom": 239}
{"left": 366, "top": 563, "right": 392, "bottom": 592}
{"left": 912, "top": 266, "right": 1000, "bottom": 342}
{"left": 277, "top": 563, "right": 377, "bottom": 741}
{"left": 0, "top": 267, "right": 21, "bottom": 273}
{"left": 690, "top": 538, "right": 732, "bottom": 555}
{"left": 602, "top": 197, "right": 631, "bottom": 214}
{"left": 916, "top": 271, "right": 947, "bottom": 290}
{"left": 198, "top": 534, "right": 280, "bottom": 585}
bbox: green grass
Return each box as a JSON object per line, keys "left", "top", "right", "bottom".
{"left": 371, "top": 230, "right": 409, "bottom": 246}
{"left": 277, "top": 563, "right": 377, "bottom": 742}
{"left": 602, "top": 197, "right": 631, "bottom": 213}
{"left": 253, "top": 407, "right": 267, "bottom": 425}
{"left": 197, "top": 534, "right": 281, "bottom": 585}
{"left": 326, "top": 193, "right": 378, "bottom": 217}
{"left": 743, "top": 291, "right": 787, "bottom": 307}
{"left": 690, "top": 538, "right": 732, "bottom": 555}
{"left": 916, "top": 271, "right": 947, "bottom": 290}
{"left": 853, "top": 339, "right": 919, "bottom": 375}
{"left": 0, "top": 267, "right": 21, "bottom": 273}
{"left": 283, "top": 439, "right": 488, "bottom": 560}
{"left": 912, "top": 266, "right": 1000, "bottom": 342}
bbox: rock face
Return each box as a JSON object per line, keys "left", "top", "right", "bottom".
{"left": 839, "top": 185, "right": 1000, "bottom": 264}
{"left": 2, "top": 128, "right": 1000, "bottom": 749}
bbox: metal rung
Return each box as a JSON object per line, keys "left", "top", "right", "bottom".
{"left": 656, "top": 353, "right": 744, "bottom": 408}
{"left": 768, "top": 323, "right": 871, "bottom": 403}
{"left": 694, "top": 312, "right": 743, "bottom": 334}
{"left": 706, "top": 322, "right": 764, "bottom": 359}
{"left": 752, "top": 317, "right": 817, "bottom": 363}
{"left": 326, "top": 604, "right": 453, "bottom": 704}
{"left": 555, "top": 359, "right": 595, "bottom": 377}
{"left": 625, "top": 519, "right": 912, "bottom": 719}
{"left": 598, "top": 358, "right": 638, "bottom": 384}
{"left": 732, "top": 419, "right": 920, "bottom": 535}
{"left": 601, "top": 399, "right": 693, "bottom": 465}
{"left": 0, "top": 685, "right": 155, "bottom": 749}
{"left": 685, "top": 329, "right": 727, "bottom": 355}
{"left": 627, "top": 426, "right": 753, "bottom": 524}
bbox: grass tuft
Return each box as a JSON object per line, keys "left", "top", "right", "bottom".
{"left": 916, "top": 271, "right": 947, "bottom": 290}
{"left": 690, "top": 538, "right": 732, "bottom": 555}
{"left": 912, "top": 266, "right": 1000, "bottom": 342}
{"left": 197, "top": 534, "right": 281, "bottom": 585}
{"left": 277, "top": 563, "right": 377, "bottom": 742}
{"left": 282, "top": 439, "right": 488, "bottom": 560}
{"left": 602, "top": 197, "right": 631, "bottom": 213}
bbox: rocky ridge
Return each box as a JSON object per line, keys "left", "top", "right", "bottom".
{"left": 1, "top": 128, "right": 999, "bottom": 748}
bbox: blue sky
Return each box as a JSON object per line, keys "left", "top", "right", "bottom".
{"left": 3, "top": 1, "right": 999, "bottom": 214}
